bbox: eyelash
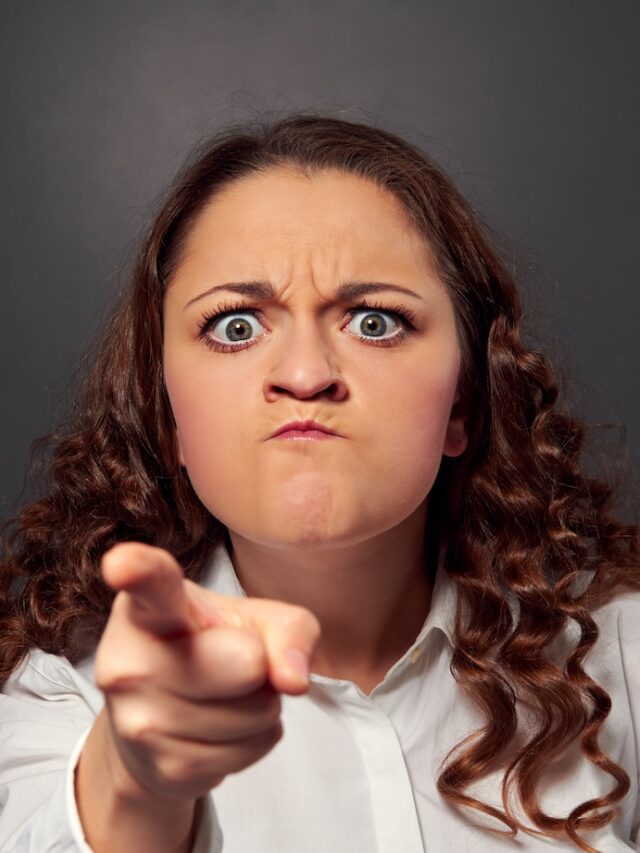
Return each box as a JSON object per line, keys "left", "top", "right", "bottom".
{"left": 196, "top": 299, "right": 418, "bottom": 353}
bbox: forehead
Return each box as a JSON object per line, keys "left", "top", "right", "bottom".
{"left": 173, "top": 166, "right": 439, "bottom": 287}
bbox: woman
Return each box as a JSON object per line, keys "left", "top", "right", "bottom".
{"left": 0, "top": 114, "right": 638, "bottom": 853}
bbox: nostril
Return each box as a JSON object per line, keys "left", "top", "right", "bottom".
{"left": 326, "top": 381, "right": 347, "bottom": 401}
{"left": 265, "top": 378, "right": 348, "bottom": 403}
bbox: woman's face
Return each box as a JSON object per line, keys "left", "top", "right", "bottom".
{"left": 163, "top": 167, "right": 467, "bottom": 549}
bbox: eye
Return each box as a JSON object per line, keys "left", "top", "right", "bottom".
{"left": 345, "top": 308, "right": 403, "bottom": 341}
{"left": 204, "top": 311, "right": 266, "bottom": 348}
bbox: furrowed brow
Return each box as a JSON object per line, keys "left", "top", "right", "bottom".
{"left": 184, "top": 279, "right": 423, "bottom": 311}
{"left": 335, "top": 282, "right": 424, "bottom": 301}
{"left": 184, "top": 281, "right": 276, "bottom": 310}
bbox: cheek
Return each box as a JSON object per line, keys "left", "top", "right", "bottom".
{"left": 163, "top": 337, "right": 462, "bottom": 541}
{"left": 164, "top": 356, "right": 243, "bottom": 472}
{"left": 368, "top": 363, "right": 459, "bottom": 495}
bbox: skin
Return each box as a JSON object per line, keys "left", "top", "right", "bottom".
{"left": 76, "top": 167, "right": 468, "bottom": 851}
{"left": 163, "top": 165, "right": 468, "bottom": 688}
{"left": 78, "top": 545, "right": 321, "bottom": 852}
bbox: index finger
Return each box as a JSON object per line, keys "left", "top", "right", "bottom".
{"left": 101, "top": 542, "right": 221, "bottom": 638}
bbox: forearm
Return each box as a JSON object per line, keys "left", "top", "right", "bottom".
{"left": 75, "top": 708, "right": 198, "bottom": 853}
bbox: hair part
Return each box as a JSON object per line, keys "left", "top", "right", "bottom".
{"left": 1, "top": 113, "right": 639, "bottom": 851}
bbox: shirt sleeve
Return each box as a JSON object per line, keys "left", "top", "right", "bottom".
{"left": 614, "top": 596, "right": 640, "bottom": 849}
{"left": 0, "top": 649, "right": 223, "bottom": 852}
{"left": 591, "top": 591, "right": 640, "bottom": 849}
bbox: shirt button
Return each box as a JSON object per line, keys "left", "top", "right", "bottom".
{"left": 409, "top": 648, "right": 423, "bottom": 664}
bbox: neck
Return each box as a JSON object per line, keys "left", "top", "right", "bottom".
{"left": 227, "top": 503, "right": 435, "bottom": 690}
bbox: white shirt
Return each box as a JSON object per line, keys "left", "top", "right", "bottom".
{"left": 1, "top": 542, "right": 640, "bottom": 852}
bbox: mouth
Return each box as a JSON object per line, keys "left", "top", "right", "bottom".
{"left": 269, "top": 419, "right": 340, "bottom": 441}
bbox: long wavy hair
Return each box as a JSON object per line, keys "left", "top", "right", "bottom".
{"left": 1, "top": 114, "right": 638, "bottom": 850}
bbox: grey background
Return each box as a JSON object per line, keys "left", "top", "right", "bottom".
{"left": 1, "top": 1, "right": 639, "bottom": 520}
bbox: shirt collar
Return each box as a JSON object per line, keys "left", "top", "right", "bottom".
{"left": 200, "top": 539, "right": 248, "bottom": 600}
{"left": 199, "top": 538, "right": 457, "bottom": 657}
{"left": 413, "top": 539, "right": 457, "bottom": 648}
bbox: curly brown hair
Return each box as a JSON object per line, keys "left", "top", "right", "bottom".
{"left": 1, "top": 114, "right": 638, "bottom": 851}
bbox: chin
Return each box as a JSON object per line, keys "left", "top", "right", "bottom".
{"left": 244, "top": 524, "right": 352, "bottom": 551}
{"left": 233, "top": 512, "right": 394, "bottom": 553}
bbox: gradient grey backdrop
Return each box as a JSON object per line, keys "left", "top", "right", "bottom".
{"left": 2, "top": 1, "right": 639, "bottom": 518}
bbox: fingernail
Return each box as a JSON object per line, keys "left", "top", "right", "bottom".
{"left": 283, "top": 648, "right": 309, "bottom": 681}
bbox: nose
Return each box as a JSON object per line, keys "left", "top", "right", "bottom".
{"left": 263, "top": 324, "right": 348, "bottom": 403}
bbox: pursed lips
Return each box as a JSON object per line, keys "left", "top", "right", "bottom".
{"left": 269, "top": 420, "right": 341, "bottom": 440}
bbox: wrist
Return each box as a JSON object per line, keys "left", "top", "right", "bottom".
{"left": 77, "top": 709, "right": 197, "bottom": 853}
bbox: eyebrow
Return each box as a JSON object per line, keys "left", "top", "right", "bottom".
{"left": 183, "top": 280, "right": 425, "bottom": 310}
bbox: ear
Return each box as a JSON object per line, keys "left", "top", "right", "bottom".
{"left": 442, "top": 390, "right": 468, "bottom": 458}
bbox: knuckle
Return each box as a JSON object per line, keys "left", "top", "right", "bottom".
{"left": 282, "top": 605, "right": 321, "bottom": 644}
{"left": 95, "top": 629, "right": 152, "bottom": 694}
{"left": 107, "top": 698, "right": 163, "bottom": 749}
{"left": 283, "top": 604, "right": 310, "bottom": 627}
{"left": 229, "top": 635, "right": 267, "bottom": 685}
{"left": 307, "top": 611, "right": 322, "bottom": 642}
{"left": 111, "top": 704, "right": 159, "bottom": 744}
{"left": 156, "top": 755, "right": 195, "bottom": 790}
{"left": 95, "top": 642, "right": 155, "bottom": 695}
